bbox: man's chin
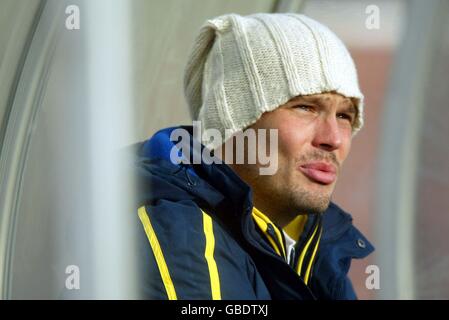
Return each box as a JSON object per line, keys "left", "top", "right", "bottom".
{"left": 292, "top": 187, "right": 332, "bottom": 214}
{"left": 300, "top": 200, "right": 330, "bottom": 214}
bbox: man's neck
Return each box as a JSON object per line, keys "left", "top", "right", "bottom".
{"left": 252, "top": 196, "right": 294, "bottom": 228}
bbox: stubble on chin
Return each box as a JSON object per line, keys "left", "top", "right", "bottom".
{"left": 287, "top": 183, "right": 332, "bottom": 214}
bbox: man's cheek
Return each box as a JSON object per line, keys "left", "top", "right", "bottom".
{"left": 338, "top": 143, "right": 352, "bottom": 166}
{"left": 279, "top": 135, "right": 306, "bottom": 158}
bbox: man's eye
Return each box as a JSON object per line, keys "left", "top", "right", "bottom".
{"left": 295, "top": 105, "right": 314, "bottom": 112}
{"left": 337, "top": 113, "right": 354, "bottom": 123}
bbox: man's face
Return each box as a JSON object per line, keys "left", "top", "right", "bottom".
{"left": 230, "top": 92, "right": 356, "bottom": 225}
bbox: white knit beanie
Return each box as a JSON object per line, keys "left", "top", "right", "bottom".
{"left": 184, "top": 13, "right": 364, "bottom": 149}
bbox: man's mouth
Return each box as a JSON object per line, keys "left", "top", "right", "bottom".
{"left": 298, "top": 162, "right": 337, "bottom": 185}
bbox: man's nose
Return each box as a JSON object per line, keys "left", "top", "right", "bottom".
{"left": 311, "top": 116, "right": 342, "bottom": 152}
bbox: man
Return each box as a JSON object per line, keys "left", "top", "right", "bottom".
{"left": 134, "top": 13, "right": 374, "bottom": 300}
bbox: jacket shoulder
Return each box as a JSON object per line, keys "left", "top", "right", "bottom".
{"left": 311, "top": 202, "right": 374, "bottom": 300}
{"left": 136, "top": 202, "right": 270, "bottom": 299}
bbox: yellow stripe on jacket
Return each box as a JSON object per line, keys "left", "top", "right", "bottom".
{"left": 138, "top": 206, "right": 177, "bottom": 300}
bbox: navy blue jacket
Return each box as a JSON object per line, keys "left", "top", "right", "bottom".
{"left": 133, "top": 126, "right": 374, "bottom": 300}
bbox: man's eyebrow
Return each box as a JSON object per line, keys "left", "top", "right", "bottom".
{"left": 341, "top": 103, "right": 357, "bottom": 114}
{"left": 294, "top": 95, "right": 357, "bottom": 113}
